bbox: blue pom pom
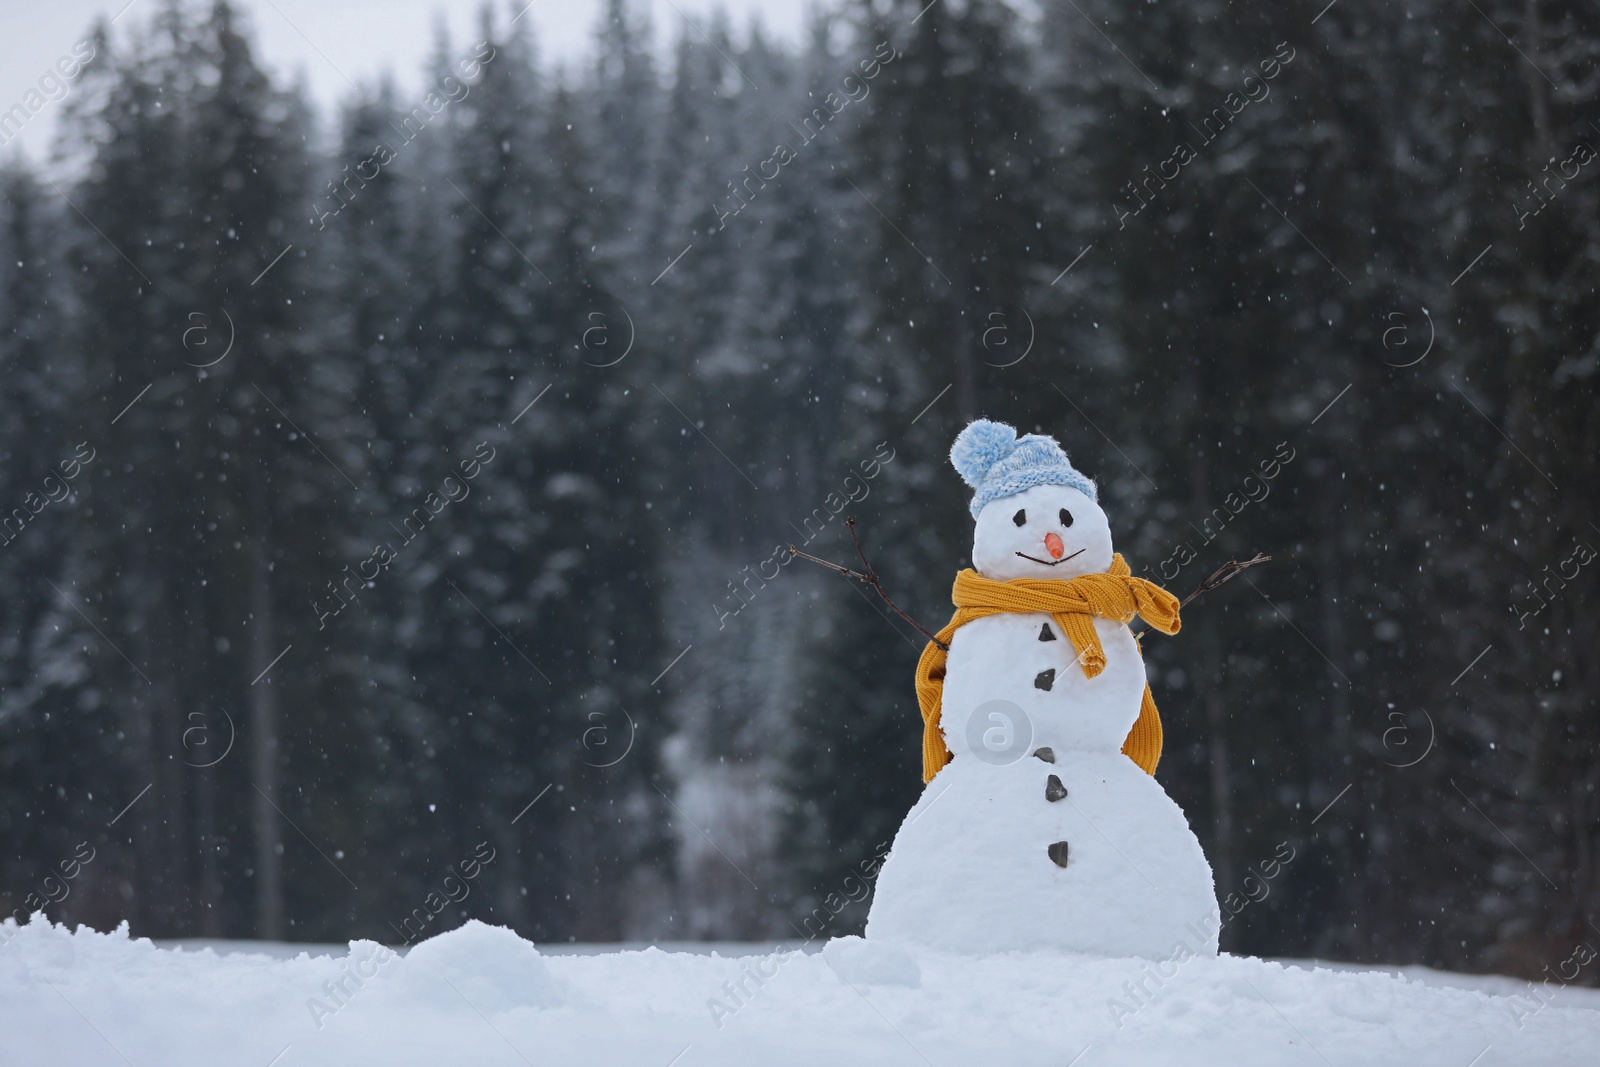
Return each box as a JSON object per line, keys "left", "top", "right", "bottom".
{"left": 949, "top": 419, "right": 1018, "bottom": 488}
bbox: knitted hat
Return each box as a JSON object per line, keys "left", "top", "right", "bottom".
{"left": 950, "top": 419, "right": 1097, "bottom": 519}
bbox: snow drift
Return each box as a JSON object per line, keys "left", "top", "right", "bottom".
{"left": 2, "top": 915, "right": 1597, "bottom": 1066}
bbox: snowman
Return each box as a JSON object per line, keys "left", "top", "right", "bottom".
{"left": 865, "top": 420, "right": 1219, "bottom": 959}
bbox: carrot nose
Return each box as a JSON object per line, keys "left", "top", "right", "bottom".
{"left": 1044, "top": 532, "right": 1065, "bottom": 559}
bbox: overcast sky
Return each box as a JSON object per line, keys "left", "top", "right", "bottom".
{"left": 1, "top": 0, "right": 809, "bottom": 164}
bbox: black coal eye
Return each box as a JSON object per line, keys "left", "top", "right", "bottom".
{"left": 1059, "top": 508, "right": 1073, "bottom": 527}
{"left": 1012, "top": 509, "right": 1027, "bottom": 527}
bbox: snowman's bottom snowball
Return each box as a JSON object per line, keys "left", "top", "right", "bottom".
{"left": 866, "top": 752, "right": 1219, "bottom": 959}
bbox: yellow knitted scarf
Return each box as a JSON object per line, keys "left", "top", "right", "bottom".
{"left": 915, "top": 553, "right": 1181, "bottom": 782}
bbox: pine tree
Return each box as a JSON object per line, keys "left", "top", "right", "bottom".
{"left": 0, "top": 167, "right": 99, "bottom": 928}
{"left": 369, "top": 9, "right": 666, "bottom": 941}
{"left": 58, "top": 1, "right": 355, "bottom": 939}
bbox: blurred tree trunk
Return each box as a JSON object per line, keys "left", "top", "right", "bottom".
{"left": 248, "top": 468, "right": 283, "bottom": 940}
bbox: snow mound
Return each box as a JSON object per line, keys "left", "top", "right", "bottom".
{"left": 823, "top": 935, "right": 921, "bottom": 988}
{"left": 2, "top": 915, "right": 1598, "bottom": 1065}
{"left": 389, "top": 918, "right": 565, "bottom": 1011}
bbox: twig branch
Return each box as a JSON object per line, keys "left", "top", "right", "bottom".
{"left": 1132, "top": 552, "right": 1271, "bottom": 637}
{"left": 1178, "top": 553, "right": 1272, "bottom": 610}
{"left": 790, "top": 518, "right": 950, "bottom": 650}
{"left": 846, "top": 515, "right": 876, "bottom": 577}
{"left": 787, "top": 545, "right": 867, "bottom": 582}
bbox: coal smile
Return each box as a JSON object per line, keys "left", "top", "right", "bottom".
{"left": 1015, "top": 547, "right": 1086, "bottom": 567}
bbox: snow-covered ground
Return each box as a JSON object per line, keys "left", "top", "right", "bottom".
{"left": 4, "top": 916, "right": 1597, "bottom": 1066}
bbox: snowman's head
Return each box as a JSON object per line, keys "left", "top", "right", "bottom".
{"left": 950, "top": 418, "right": 1111, "bottom": 580}
{"left": 971, "top": 482, "right": 1113, "bottom": 581}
